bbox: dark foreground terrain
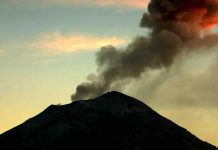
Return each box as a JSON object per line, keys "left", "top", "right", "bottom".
{"left": 0, "top": 91, "right": 217, "bottom": 150}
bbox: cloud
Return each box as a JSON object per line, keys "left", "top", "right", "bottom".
{"left": 71, "top": 0, "right": 218, "bottom": 101}
{"left": 151, "top": 51, "right": 218, "bottom": 108}
{"left": 33, "top": 32, "right": 128, "bottom": 54}
{"left": 126, "top": 48, "right": 218, "bottom": 108}
{"left": 125, "top": 49, "right": 218, "bottom": 145}
{"left": 43, "top": 0, "right": 149, "bottom": 9}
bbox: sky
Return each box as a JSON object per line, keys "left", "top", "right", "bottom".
{"left": 0, "top": 0, "right": 218, "bottom": 146}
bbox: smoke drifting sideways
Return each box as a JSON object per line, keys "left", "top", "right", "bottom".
{"left": 71, "top": 0, "right": 218, "bottom": 101}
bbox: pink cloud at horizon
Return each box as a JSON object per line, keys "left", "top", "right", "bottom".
{"left": 44, "top": 0, "right": 149, "bottom": 9}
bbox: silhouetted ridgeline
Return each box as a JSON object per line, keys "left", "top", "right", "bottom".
{"left": 0, "top": 91, "right": 217, "bottom": 150}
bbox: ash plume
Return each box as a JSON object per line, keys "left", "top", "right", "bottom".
{"left": 71, "top": 0, "right": 218, "bottom": 101}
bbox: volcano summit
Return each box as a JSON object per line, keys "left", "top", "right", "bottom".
{"left": 0, "top": 91, "right": 217, "bottom": 150}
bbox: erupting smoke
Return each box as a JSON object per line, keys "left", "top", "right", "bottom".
{"left": 71, "top": 0, "right": 218, "bottom": 101}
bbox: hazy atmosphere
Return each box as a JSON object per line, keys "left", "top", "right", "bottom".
{"left": 0, "top": 0, "right": 218, "bottom": 146}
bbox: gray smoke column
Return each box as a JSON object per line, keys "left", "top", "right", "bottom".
{"left": 71, "top": 0, "right": 218, "bottom": 101}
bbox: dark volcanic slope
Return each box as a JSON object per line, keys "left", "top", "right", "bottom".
{"left": 0, "top": 91, "right": 217, "bottom": 150}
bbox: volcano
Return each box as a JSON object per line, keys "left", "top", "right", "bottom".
{"left": 0, "top": 91, "right": 217, "bottom": 150}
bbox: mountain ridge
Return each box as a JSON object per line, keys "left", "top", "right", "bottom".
{"left": 0, "top": 91, "right": 217, "bottom": 150}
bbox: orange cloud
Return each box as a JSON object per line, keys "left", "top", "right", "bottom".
{"left": 94, "top": 0, "right": 148, "bottom": 8}
{"left": 33, "top": 32, "right": 128, "bottom": 54}
{"left": 44, "top": 0, "right": 148, "bottom": 9}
